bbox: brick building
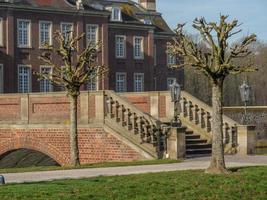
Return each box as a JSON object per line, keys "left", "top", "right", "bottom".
{"left": 0, "top": 0, "right": 183, "bottom": 94}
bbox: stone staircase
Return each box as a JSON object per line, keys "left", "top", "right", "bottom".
{"left": 185, "top": 130, "right": 212, "bottom": 157}
{"left": 180, "top": 91, "right": 240, "bottom": 155}
{"left": 101, "top": 90, "right": 240, "bottom": 159}
{"left": 103, "top": 90, "right": 168, "bottom": 159}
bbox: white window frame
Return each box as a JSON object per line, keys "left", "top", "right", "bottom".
{"left": 111, "top": 7, "right": 122, "bottom": 22}
{"left": 167, "top": 77, "right": 177, "bottom": 89}
{"left": 116, "top": 72, "right": 127, "bottom": 93}
{"left": 86, "top": 24, "right": 99, "bottom": 45}
{"left": 87, "top": 75, "right": 98, "bottom": 91}
{"left": 18, "top": 65, "right": 31, "bottom": 93}
{"left": 17, "top": 19, "right": 31, "bottom": 48}
{"left": 60, "top": 22, "right": 74, "bottom": 41}
{"left": 115, "top": 35, "right": 126, "bottom": 58}
{"left": 133, "top": 36, "right": 144, "bottom": 60}
{"left": 167, "top": 53, "right": 176, "bottom": 66}
{"left": 0, "top": 18, "right": 3, "bottom": 46}
{"left": 39, "top": 20, "right": 52, "bottom": 48}
{"left": 0, "top": 64, "right": 3, "bottom": 93}
{"left": 40, "top": 66, "right": 53, "bottom": 92}
{"left": 134, "top": 73, "right": 144, "bottom": 92}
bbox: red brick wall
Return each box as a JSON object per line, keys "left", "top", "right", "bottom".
{"left": 159, "top": 95, "right": 166, "bottom": 118}
{"left": 124, "top": 96, "right": 151, "bottom": 113}
{"left": 0, "top": 96, "right": 21, "bottom": 121}
{"left": 0, "top": 127, "right": 142, "bottom": 166}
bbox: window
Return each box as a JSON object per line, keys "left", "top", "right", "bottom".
{"left": 167, "top": 53, "right": 176, "bottom": 66}
{"left": 134, "top": 37, "right": 144, "bottom": 59}
{"left": 18, "top": 65, "right": 31, "bottom": 93}
{"left": 0, "top": 64, "right": 3, "bottom": 93}
{"left": 39, "top": 21, "right": 52, "bottom": 47}
{"left": 17, "top": 19, "right": 31, "bottom": 47}
{"left": 86, "top": 24, "right": 98, "bottom": 45}
{"left": 40, "top": 66, "right": 53, "bottom": 92}
{"left": 116, "top": 72, "right": 126, "bottom": 92}
{"left": 87, "top": 76, "right": 98, "bottom": 91}
{"left": 115, "top": 35, "right": 126, "bottom": 58}
{"left": 61, "top": 22, "right": 73, "bottom": 41}
{"left": 167, "top": 77, "right": 177, "bottom": 89}
{"left": 134, "top": 73, "right": 144, "bottom": 92}
{"left": 111, "top": 7, "right": 122, "bottom": 22}
{"left": 0, "top": 18, "right": 3, "bottom": 46}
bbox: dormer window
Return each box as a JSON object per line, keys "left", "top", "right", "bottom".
{"left": 111, "top": 7, "right": 122, "bottom": 22}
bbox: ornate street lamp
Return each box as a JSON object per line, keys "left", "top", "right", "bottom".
{"left": 169, "top": 80, "right": 182, "bottom": 127}
{"left": 239, "top": 82, "right": 251, "bottom": 124}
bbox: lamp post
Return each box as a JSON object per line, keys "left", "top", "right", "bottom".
{"left": 169, "top": 80, "right": 182, "bottom": 127}
{"left": 239, "top": 82, "right": 251, "bottom": 125}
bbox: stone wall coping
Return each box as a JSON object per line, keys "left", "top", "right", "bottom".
{"left": 224, "top": 106, "right": 267, "bottom": 111}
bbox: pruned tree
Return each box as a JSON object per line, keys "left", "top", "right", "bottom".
{"left": 36, "top": 31, "right": 107, "bottom": 167}
{"left": 167, "top": 15, "right": 257, "bottom": 174}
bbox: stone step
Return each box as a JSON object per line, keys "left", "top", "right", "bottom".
{"left": 186, "top": 148, "right": 212, "bottom": 155}
{"left": 186, "top": 143, "right": 212, "bottom": 149}
{"left": 186, "top": 139, "right": 208, "bottom": 144}
{"left": 185, "top": 154, "right": 211, "bottom": 158}
{"left": 185, "top": 135, "right": 201, "bottom": 140}
{"left": 185, "top": 130, "right": 194, "bottom": 135}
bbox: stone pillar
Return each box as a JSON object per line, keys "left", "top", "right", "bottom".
{"left": 167, "top": 127, "right": 187, "bottom": 159}
{"left": 20, "top": 94, "right": 29, "bottom": 123}
{"left": 95, "top": 91, "right": 105, "bottom": 123}
{"left": 150, "top": 92, "right": 159, "bottom": 119}
{"left": 80, "top": 92, "right": 89, "bottom": 124}
{"left": 166, "top": 94, "right": 174, "bottom": 121}
{"left": 237, "top": 125, "right": 256, "bottom": 155}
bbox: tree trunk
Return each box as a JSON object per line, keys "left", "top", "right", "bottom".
{"left": 69, "top": 95, "right": 80, "bottom": 166}
{"left": 206, "top": 81, "right": 229, "bottom": 174}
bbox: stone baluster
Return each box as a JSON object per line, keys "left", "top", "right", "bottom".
{"left": 120, "top": 105, "right": 126, "bottom": 126}
{"left": 125, "top": 109, "right": 132, "bottom": 130}
{"left": 206, "top": 112, "right": 211, "bottom": 132}
{"left": 199, "top": 109, "right": 206, "bottom": 128}
{"left": 183, "top": 98, "right": 188, "bottom": 118}
{"left": 192, "top": 105, "right": 199, "bottom": 125}
{"left": 131, "top": 113, "right": 138, "bottom": 134}
{"left": 229, "top": 126, "right": 237, "bottom": 147}
{"left": 115, "top": 101, "right": 120, "bottom": 122}
{"left": 222, "top": 123, "right": 229, "bottom": 145}
{"left": 180, "top": 98, "right": 185, "bottom": 117}
{"left": 188, "top": 101, "right": 194, "bottom": 121}
{"left": 137, "top": 117, "right": 144, "bottom": 138}
{"left": 107, "top": 97, "right": 114, "bottom": 118}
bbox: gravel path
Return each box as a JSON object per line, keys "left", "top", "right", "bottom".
{"left": 2, "top": 155, "right": 267, "bottom": 184}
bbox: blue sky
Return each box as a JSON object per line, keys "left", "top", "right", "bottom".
{"left": 155, "top": 0, "right": 267, "bottom": 42}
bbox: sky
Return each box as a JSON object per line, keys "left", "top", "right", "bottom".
{"left": 154, "top": 0, "right": 267, "bottom": 42}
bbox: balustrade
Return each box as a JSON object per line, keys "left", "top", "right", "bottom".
{"left": 180, "top": 91, "right": 239, "bottom": 148}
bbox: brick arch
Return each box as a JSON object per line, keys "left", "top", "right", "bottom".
{"left": 0, "top": 137, "right": 69, "bottom": 166}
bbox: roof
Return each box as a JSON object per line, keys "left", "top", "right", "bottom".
{"left": 0, "top": 0, "right": 174, "bottom": 35}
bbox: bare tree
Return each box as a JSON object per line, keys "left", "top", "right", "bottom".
{"left": 36, "top": 31, "right": 107, "bottom": 166}
{"left": 168, "top": 15, "right": 257, "bottom": 174}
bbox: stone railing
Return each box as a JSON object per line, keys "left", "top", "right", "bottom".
{"left": 104, "top": 90, "right": 167, "bottom": 157}
{"left": 180, "top": 91, "right": 239, "bottom": 152}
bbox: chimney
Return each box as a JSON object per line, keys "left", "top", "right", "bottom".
{"left": 139, "top": 0, "right": 156, "bottom": 11}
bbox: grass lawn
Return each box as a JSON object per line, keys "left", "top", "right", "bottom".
{"left": 0, "top": 166, "right": 266, "bottom": 200}
{"left": 0, "top": 159, "right": 179, "bottom": 174}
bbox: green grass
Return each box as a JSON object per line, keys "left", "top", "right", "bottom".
{"left": 0, "top": 167, "right": 266, "bottom": 200}
{"left": 0, "top": 159, "right": 180, "bottom": 174}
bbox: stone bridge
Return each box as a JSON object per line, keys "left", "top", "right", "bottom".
{"left": 0, "top": 91, "right": 174, "bottom": 166}
{"left": 0, "top": 91, "right": 261, "bottom": 166}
